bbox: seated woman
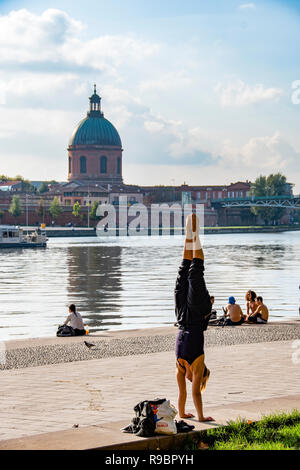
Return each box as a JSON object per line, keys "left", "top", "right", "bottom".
{"left": 64, "top": 304, "right": 86, "bottom": 336}
{"left": 245, "top": 290, "right": 258, "bottom": 316}
{"left": 210, "top": 296, "right": 217, "bottom": 320}
{"left": 175, "top": 214, "right": 214, "bottom": 423}
{"left": 247, "top": 296, "right": 269, "bottom": 323}
{"left": 224, "top": 297, "right": 246, "bottom": 325}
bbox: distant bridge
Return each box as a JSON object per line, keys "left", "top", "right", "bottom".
{"left": 211, "top": 195, "right": 300, "bottom": 209}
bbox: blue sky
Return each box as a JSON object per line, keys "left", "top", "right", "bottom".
{"left": 0, "top": 0, "right": 299, "bottom": 190}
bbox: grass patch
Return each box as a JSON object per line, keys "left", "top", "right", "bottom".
{"left": 180, "top": 410, "right": 300, "bottom": 451}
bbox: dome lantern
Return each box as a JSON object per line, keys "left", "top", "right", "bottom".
{"left": 88, "top": 84, "right": 103, "bottom": 117}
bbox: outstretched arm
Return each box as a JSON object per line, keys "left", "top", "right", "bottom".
{"left": 64, "top": 315, "right": 71, "bottom": 326}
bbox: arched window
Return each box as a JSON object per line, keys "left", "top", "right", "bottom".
{"left": 117, "top": 157, "right": 121, "bottom": 175}
{"left": 100, "top": 156, "right": 107, "bottom": 174}
{"left": 80, "top": 156, "right": 87, "bottom": 174}
{"left": 69, "top": 157, "right": 72, "bottom": 174}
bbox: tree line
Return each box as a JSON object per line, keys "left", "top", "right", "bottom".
{"left": 0, "top": 196, "right": 100, "bottom": 224}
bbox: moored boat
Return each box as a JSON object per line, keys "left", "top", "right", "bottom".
{"left": 0, "top": 225, "right": 47, "bottom": 248}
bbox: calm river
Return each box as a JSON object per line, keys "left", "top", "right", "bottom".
{"left": 0, "top": 231, "right": 299, "bottom": 340}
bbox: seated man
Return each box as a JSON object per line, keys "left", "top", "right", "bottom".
{"left": 247, "top": 296, "right": 269, "bottom": 323}
{"left": 224, "top": 297, "right": 245, "bottom": 325}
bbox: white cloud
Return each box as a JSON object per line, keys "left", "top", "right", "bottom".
{"left": 0, "top": 107, "right": 76, "bottom": 137}
{"left": 144, "top": 121, "right": 165, "bottom": 133}
{"left": 215, "top": 79, "right": 283, "bottom": 107}
{"left": 64, "top": 36, "right": 160, "bottom": 71}
{"left": 221, "top": 132, "right": 298, "bottom": 170}
{"left": 0, "top": 9, "right": 83, "bottom": 63}
{"left": 168, "top": 127, "right": 218, "bottom": 161}
{"left": 0, "top": 73, "right": 79, "bottom": 98}
{"left": 239, "top": 3, "right": 256, "bottom": 9}
{"left": 0, "top": 8, "right": 160, "bottom": 72}
{"left": 139, "top": 71, "right": 192, "bottom": 92}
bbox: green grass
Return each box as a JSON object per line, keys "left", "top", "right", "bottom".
{"left": 180, "top": 410, "right": 300, "bottom": 451}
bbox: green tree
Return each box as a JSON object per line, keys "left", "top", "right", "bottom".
{"left": 9, "top": 195, "right": 23, "bottom": 222}
{"left": 39, "top": 182, "right": 49, "bottom": 194}
{"left": 36, "top": 198, "right": 45, "bottom": 221}
{"left": 21, "top": 179, "right": 35, "bottom": 193}
{"left": 293, "top": 210, "right": 300, "bottom": 224}
{"left": 72, "top": 201, "right": 81, "bottom": 218}
{"left": 0, "top": 209, "right": 4, "bottom": 221}
{"left": 90, "top": 201, "right": 99, "bottom": 220}
{"left": 49, "top": 197, "right": 63, "bottom": 221}
{"left": 250, "top": 173, "right": 288, "bottom": 225}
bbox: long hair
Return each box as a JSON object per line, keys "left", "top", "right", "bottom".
{"left": 250, "top": 291, "right": 257, "bottom": 301}
{"left": 69, "top": 304, "right": 77, "bottom": 316}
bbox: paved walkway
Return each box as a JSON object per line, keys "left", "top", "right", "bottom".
{"left": 0, "top": 339, "right": 299, "bottom": 447}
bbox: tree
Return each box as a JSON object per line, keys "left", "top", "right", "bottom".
{"left": 21, "top": 179, "right": 35, "bottom": 193}
{"left": 293, "top": 210, "right": 300, "bottom": 224}
{"left": 250, "top": 173, "right": 288, "bottom": 225}
{"left": 72, "top": 201, "right": 81, "bottom": 218}
{"left": 39, "top": 182, "right": 49, "bottom": 194}
{"left": 49, "top": 197, "right": 63, "bottom": 221}
{"left": 9, "top": 195, "right": 23, "bottom": 222}
{"left": 90, "top": 201, "right": 99, "bottom": 220}
{"left": 36, "top": 198, "right": 45, "bottom": 221}
{"left": 0, "top": 209, "right": 4, "bottom": 221}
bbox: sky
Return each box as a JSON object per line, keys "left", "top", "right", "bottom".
{"left": 0, "top": 0, "right": 299, "bottom": 191}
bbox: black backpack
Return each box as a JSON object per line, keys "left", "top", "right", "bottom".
{"left": 56, "top": 325, "right": 75, "bottom": 337}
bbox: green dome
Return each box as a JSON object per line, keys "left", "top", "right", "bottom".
{"left": 69, "top": 116, "right": 122, "bottom": 147}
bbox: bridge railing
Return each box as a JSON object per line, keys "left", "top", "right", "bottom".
{"left": 212, "top": 194, "right": 296, "bottom": 203}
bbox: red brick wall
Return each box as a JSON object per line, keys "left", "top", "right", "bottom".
{"left": 68, "top": 146, "right": 122, "bottom": 181}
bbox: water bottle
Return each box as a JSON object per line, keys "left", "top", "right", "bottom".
{"left": 85, "top": 325, "right": 89, "bottom": 335}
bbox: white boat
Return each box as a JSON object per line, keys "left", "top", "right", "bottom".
{"left": 0, "top": 225, "right": 47, "bottom": 249}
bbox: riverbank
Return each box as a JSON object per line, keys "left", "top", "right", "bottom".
{"left": 2, "top": 320, "right": 300, "bottom": 371}
{"left": 0, "top": 325, "right": 299, "bottom": 449}
{"left": 20, "top": 225, "right": 300, "bottom": 237}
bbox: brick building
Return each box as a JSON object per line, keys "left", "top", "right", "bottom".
{"left": 68, "top": 85, "right": 123, "bottom": 186}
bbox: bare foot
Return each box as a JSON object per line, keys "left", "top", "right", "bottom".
{"left": 198, "top": 416, "right": 215, "bottom": 422}
{"left": 180, "top": 413, "right": 195, "bottom": 419}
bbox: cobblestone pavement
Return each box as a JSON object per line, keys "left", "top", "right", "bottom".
{"left": 0, "top": 340, "right": 299, "bottom": 441}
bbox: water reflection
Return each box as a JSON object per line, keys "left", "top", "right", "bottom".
{"left": 0, "top": 231, "right": 299, "bottom": 340}
{"left": 67, "top": 246, "right": 122, "bottom": 331}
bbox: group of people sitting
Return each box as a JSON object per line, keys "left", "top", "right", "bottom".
{"left": 210, "top": 290, "right": 269, "bottom": 326}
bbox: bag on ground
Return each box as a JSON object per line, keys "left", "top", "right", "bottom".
{"left": 151, "top": 399, "right": 178, "bottom": 435}
{"left": 56, "top": 325, "right": 75, "bottom": 337}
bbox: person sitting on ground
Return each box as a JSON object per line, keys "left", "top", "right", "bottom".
{"left": 224, "top": 297, "right": 246, "bottom": 326}
{"left": 247, "top": 296, "right": 269, "bottom": 324}
{"left": 175, "top": 214, "right": 214, "bottom": 423}
{"left": 210, "top": 296, "right": 217, "bottom": 320}
{"left": 64, "top": 304, "right": 86, "bottom": 336}
{"left": 245, "top": 290, "right": 258, "bottom": 316}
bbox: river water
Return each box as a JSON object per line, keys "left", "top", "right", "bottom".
{"left": 0, "top": 232, "right": 299, "bottom": 340}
